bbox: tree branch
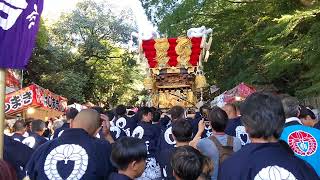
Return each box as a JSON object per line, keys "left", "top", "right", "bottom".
{"left": 87, "top": 54, "right": 121, "bottom": 67}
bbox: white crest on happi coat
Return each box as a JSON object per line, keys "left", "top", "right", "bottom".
{"left": 44, "top": 144, "right": 89, "bottom": 180}
{"left": 254, "top": 166, "right": 297, "bottom": 180}
{"left": 22, "top": 136, "right": 36, "bottom": 148}
{"left": 110, "top": 126, "right": 122, "bottom": 139}
{"left": 132, "top": 126, "right": 144, "bottom": 139}
{"left": 164, "top": 127, "right": 176, "bottom": 145}
{"left": 235, "top": 125, "right": 251, "bottom": 145}
{"left": 57, "top": 130, "right": 64, "bottom": 137}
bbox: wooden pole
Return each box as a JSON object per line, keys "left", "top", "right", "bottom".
{"left": 0, "top": 69, "right": 6, "bottom": 159}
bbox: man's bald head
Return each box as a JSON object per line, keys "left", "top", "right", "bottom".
{"left": 71, "top": 109, "right": 101, "bottom": 136}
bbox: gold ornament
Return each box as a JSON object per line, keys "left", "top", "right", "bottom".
{"left": 174, "top": 90, "right": 183, "bottom": 107}
{"left": 176, "top": 37, "right": 192, "bottom": 68}
{"left": 187, "top": 89, "right": 195, "bottom": 106}
{"left": 151, "top": 94, "right": 159, "bottom": 107}
{"left": 159, "top": 91, "right": 167, "bottom": 108}
{"left": 195, "top": 71, "right": 207, "bottom": 89}
{"left": 154, "top": 38, "right": 170, "bottom": 68}
{"left": 168, "top": 90, "right": 178, "bottom": 108}
{"left": 143, "top": 77, "right": 155, "bottom": 90}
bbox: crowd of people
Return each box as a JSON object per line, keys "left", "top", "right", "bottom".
{"left": 2, "top": 92, "right": 320, "bottom": 180}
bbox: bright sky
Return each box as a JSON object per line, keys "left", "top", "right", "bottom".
{"left": 42, "top": 0, "right": 155, "bottom": 33}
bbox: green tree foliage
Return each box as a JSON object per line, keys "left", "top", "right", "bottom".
{"left": 140, "top": 0, "right": 320, "bottom": 98}
{"left": 25, "top": 0, "right": 142, "bottom": 106}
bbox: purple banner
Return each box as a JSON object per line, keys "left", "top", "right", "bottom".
{"left": 0, "top": 0, "right": 44, "bottom": 69}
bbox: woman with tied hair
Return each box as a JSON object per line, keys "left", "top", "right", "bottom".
{"left": 0, "top": 160, "right": 17, "bottom": 180}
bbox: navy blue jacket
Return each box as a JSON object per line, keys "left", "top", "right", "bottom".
{"left": 225, "top": 117, "right": 250, "bottom": 145}
{"left": 115, "top": 116, "right": 137, "bottom": 136}
{"left": 96, "top": 125, "right": 127, "bottom": 141}
{"left": 132, "top": 121, "right": 161, "bottom": 158}
{"left": 109, "top": 173, "right": 133, "bottom": 180}
{"left": 52, "top": 123, "right": 70, "bottom": 139}
{"left": 157, "top": 125, "right": 176, "bottom": 154}
{"left": 25, "top": 128, "right": 114, "bottom": 180}
{"left": 191, "top": 116, "right": 213, "bottom": 138}
{"left": 219, "top": 143, "right": 319, "bottom": 180}
{"left": 159, "top": 116, "right": 171, "bottom": 132}
{"left": 11, "top": 133, "right": 25, "bottom": 142}
{"left": 22, "top": 132, "right": 48, "bottom": 149}
{"left": 4, "top": 135, "right": 34, "bottom": 179}
{"left": 157, "top": 148, "right": 174, "bottom": 180}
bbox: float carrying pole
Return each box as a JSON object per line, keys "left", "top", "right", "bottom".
{"left": 0, "top": 69, "right": 6, "bottom": 159}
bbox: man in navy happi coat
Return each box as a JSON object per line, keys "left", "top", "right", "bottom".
{"left": 11, "top": 120, "right": 27, "bottom": 142}
{"left": 114, "top": 105, "right": 137, "bottom": 136}
{"left": 157, "top": 106, "right": 186, "bottom": 152}
{"left": 132, "top": 107, "right": 162, "bottom": 179}
{"left": 219, "top": 93, "right": 318, "bottom": 180}
{"left": 191, "top": 106, "right": 213, "bottom": 138}
{"left": 25, "top": 109, "right": 114, "bottom": 180}
{"left": 52, "top": 108, "right": 79, "bottom": 139}
{"left": 96, "top": 111, "right": 127, "bottom": 141}
{"left": 223, "top": 104, "right": 250, "bottom": 145}
{"left": 22, "top": 119, "right": 48, "bottom": 149}
{"left": 4, "top": 135, "right": 34, "bottom": 179}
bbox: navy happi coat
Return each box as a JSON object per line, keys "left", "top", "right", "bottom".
{"left": 132, "top": 121, "right": 161, "bottom": 158}
{"left": 158, "top": 125, "right": 176, "bottom": 152}
{"left": 25, "top": 128, "right": 114, "bottom": 180}
{"left": 158, "top": 115, "right": 170, "bottom": 132}
{"left": 4, "top": 135, "right": 34, "bottom": 179}
{"left": 52, "top": 123, "right": 70, "bottom": 139}
{"left": 191, "top": 116, "right": 213, "bottom": 138}
{"left": 22, "top": 132, "right": 48, "bottom": 149}
{"left": 114, "top": 116, "right": 137, "bottom": 136}
{"left": 224, "top": 117, "right": 250, "bottom": 145}
{"left": 109, "top": 172, "right": 133, "bottom": 180}
{"left": 11, "top": 132, "right": 25, "bottom": 142}
{"left": 157, "top": 148, "right": 175, "bottom": 180}
{"left": 96, "top": 125, "right": 127, "bottom": 141}
{"left": 219, "top": 143, "right": 319, "bottom": 180}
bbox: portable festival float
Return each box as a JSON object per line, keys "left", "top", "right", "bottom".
{"left": 139, "top": 27, "right": 213, "bottom": 110}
